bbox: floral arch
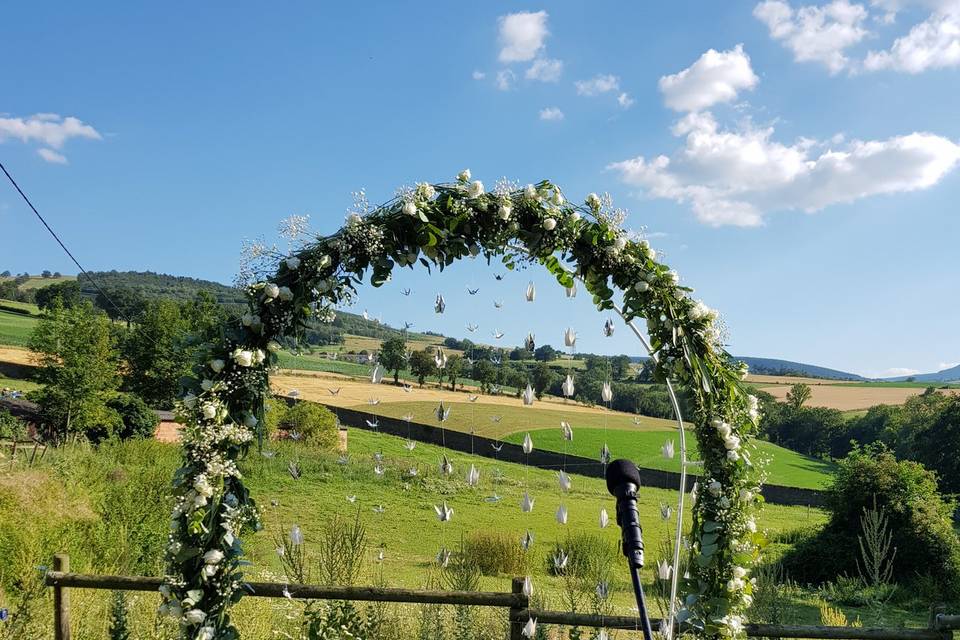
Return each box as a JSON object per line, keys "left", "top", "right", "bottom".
{"left": 163, "top": 171, "right": 763, "bottom": 640}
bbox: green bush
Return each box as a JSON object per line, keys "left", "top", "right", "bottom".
{"left": 0, "top": 409, "right": 28, "bottom": 440}
{"left": 262, "top": 396, "right": 287, "bottom": 440}
{"left": 284, "top": 401, "right": 338, "bottom": 449}
{"left": 783, "top": 445, "right": 960, "bottom": 597}
{"left": 546, "top": 532, "right": 618, "bottom": 577}
{"left": 463, "top": 531, "right": 527, "bottom": 576}
{"left": 107, "top": 393, "right": 159, "bottom": 440}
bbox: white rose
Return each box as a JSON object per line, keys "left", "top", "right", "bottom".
{"left": 649, "top": 248, "right": 657, "bottom": 260}
{"left": 585, "top": 193, "right": 601, "bottom": 209}
{"left": 203, "top": 549, "right": 224, "bottom": 565}
{"left": 183, "top": 393, "right": 197, "bottom": 409}
{"left": 209, "top": 359, "right": 225, "bottom": 373}
{"left": 542, "top": 218, "right": 557, "bottom": 231}
{"left": 634, "top": 281, "right": 649, "bottom": 293}
{"left": 184, "top": 609, "right": 207, "bottom": 625}
{"left": 200, "top": 379, "right": 213, "bottom": 392}
{"left": 318, "top": 254, "right": 332, "bottom": 268}
{"left": 199, "top": 627, "right": 216, "bottom": 640}
{"left": 347, "top": 213, "right": 362, "bottom": 225}
{"left": 745, "top": 518, "right": 757, "bottom": 533}
{"left": 716, "top": 422, "right": 732, "bottom": 438}
{"left": 466, "top": 180, "right": 484, "bottom": 198}
{"left": 202, "top": 564, "right": 217, "bottom": 578}
{"left": 201, "top": 404, "right": 217, "bottom": 420}
{"left": 498, "top": 204, "right": 512, "bottom": 220}
{"left": 253, "top": 349, "right": 266, "bottom": 365}
{"left": 569, "top": 211, "right": 581, "bottom": 222}
{"left": 263, "top": 283, "right": 280, "bottom": 299}
{"left": 278, "top": 286, "right": 294, "bottom": 301}
{"left": 733, "top": 566, "right": 747, "bottom": 579}
{"left": 194, "top": 476, "right": 213, "bottom": 498}
{"left": 267, "top": 340, "right": 281, "bottom": 353}
{"left": 739, "top": 489, "right": 753, "bottom": 502}
{"left": 284, "top": 256, "right": 300, "bottom": 270}
{"left": 727, "top": 450, "right": 740, "bottom": 462}
{"left": 524, "top": 184, "right": 538, "bottom": 200}
{"left": 723, "top": 434, "right": 741, "bottom": 451}
{"left": 614, "top": 237, "right": 627, "bottom": 252}
{"left": 402, "top": 201, "right": 417, "bottom": 216}
{"left": 551, "top": 191, "right": 564, "bottom": 206}
{"left": 232, "top": 349, "right": 253, "bottom": 367}
{"left": 457, "top": 169, "right": 471, "bottom": 182}
{"left": 243, "top": 413, "right": 258, "bottom": 429}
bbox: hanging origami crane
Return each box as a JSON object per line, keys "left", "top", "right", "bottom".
{"left": 467, "top": 287, "right": 480, "bottom": 295}
{"left": 521, "top": 530, "right": 534, "bottom": 550}
{"left": 561, "top": 421, "right": 574, "bottom": 441}
{"left": 603, "top": 318, "right": 616, "bottom": 337}
{"left": 523, "top": 384, "right": 535, "bottom": 405}
{"left": 562, "top": 374, "right": 575, "bottom": 398}
{"left": 522, "top": 433, "right": 533, "bottom": 454}
{"left": 601, "top": 381, "right": 613, "bottom": 403}
{"left": 524, "top": 333, "right": 535, "bottom": 352}
{"left": 525, "top": 281, "right": 536, "bottom": 302}
{"left": 466, "top": 464, "right": 480, "bottom": 487}
{"left": 434, "top": 502, "right": 454, "bottom": 522}
{"left": 371, "top": 365, "right": 384, "bottom": 384}
{"left": 556, "top": 504, "right": 568, "bottom": 524}
{"left": 558, "top": 470, "right": 572, "bottom": 492}
{"left": 565, "top": 282, "right": 577, "bottom": 298}
{"left": 434, "top": 294, "right": 445, "bottom": 314}
{"left": 520, "top": 492, "right": 535, "bottom": 513}
{"left": 599, "top": 508, "right": 610, "bottom": 529}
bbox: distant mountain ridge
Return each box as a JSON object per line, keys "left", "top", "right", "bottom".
{"left": 733, "top": 356, "right": 866, "bottom": 381}
{"left": 882, "top": 364, "right": 960, "bottom": 383}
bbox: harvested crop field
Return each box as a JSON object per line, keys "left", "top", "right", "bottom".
{"left": 760, "top": 383, "right": 960, "bottom": 410}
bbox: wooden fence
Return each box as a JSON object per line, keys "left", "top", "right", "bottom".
{"left": 43, "top": 554, "right": 958, "bottom": 640}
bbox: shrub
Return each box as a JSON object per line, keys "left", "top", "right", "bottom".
{"left": 107, "top": 393, "right": 159, "bottom": 440}
{"left": 547, "top": 532, "right": 618, "bottom": 577}
{"left": 0, "top": 409, "right": 28, "bottom": 440}
{"left": 262, "top": 396, "right": 287, "bottom": 440}
{"left": 463, "top": 531, "right": 527, "bottom": 576}
{"left": 283, "top": 401, "right": 338, "bottom": 449}
{"left": 783, "top": 444, "right": 960, "bottom": 597}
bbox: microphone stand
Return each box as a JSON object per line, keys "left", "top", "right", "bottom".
{"left": 616, "top": 488, "right": 655, "bottom": 640}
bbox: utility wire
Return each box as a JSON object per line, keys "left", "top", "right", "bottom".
{"left": 0, "top": 159, "right": 132, "bottom": 324}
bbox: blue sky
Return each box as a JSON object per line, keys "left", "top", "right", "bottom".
{"left": 2, "top": 1, "right": 959, "bottom": 377}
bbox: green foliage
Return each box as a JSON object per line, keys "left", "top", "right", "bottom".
{"left": 106, "top": 392, "right": 160, "bottom": 440}
{"left": 284, "top": 401, "right": 338, "bottom": 449}
{"left": 445, "top": 354, "right": 463, "bottom": 391}
{"left": 786, "top": 383, "right": 812, "bottom": 409}
{"left": 409, "top": 350, "right": 437, "bottom": 387}
{"left": 28, "top": 301, "right": 119, "bottom": 441}
{"left": 462, "top": 531, "right": 528, "bottom": 576}
{"left": 546, "top": 532, "right": 618, "bottom": 577}
{"left": 379, "top": 337, "right": 407, "bottom": 384}
{"left": 108, "top": 590, "right": 131, "bottom": 640}
{"left": 0, "top": 409, "right": 28, "bottom": 440}
{"left": 34, "top": 280, "right": 82, "bottom": 310}
{"left": 120, "top": 298, "right": 193, "bottom": 409}
{"left": 783, "top": 445, "right": 960, "bottom": 597}
{"left": 531, "top": 362, "right": 557, "bottom": 399}
{"left": 533, "top": 344, "right": 557, "bottom": 362}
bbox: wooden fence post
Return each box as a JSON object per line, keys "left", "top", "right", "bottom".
{"left": 53, "top": 554, "right": 70, "bottom": 640}
{"left": 509, "top": 576, "right": 529, "bottom": 640}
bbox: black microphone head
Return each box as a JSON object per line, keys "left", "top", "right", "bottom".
{"left": 605, "top": 459, "right": 641, "bottom": 495}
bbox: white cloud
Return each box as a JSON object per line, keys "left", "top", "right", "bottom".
{"left": 939, "top": 361, "right": 960, "bottom": 370}
{"left": 539, "top": 107, "right": 565, "bottom": 121}
{"left": 526, "top": 57, "right": 563, "bottom": 82}
{"left": 575, "top": 74, "right": 620, "bottom": 96}
{"left": 882, "top": 367, "right": 922, "bottom": 376}
{"left": 472, "top": 70, "right": 486, "bottom": 80}
{"left": 0, "top": 113, "right": 101, "bottom": 149}
{"left": 37, "top": 148, "right": 68, "bottom": 164}
{"left": 609, "top": 110, "right": 960, "bottom": 226}
{"left": 617, "top": 92, "right": 635, "bottom": 109}
{"left": 754, "top": 0, "right": 869, "bottom": 73}
{"left": 864, "top": 4, "right": 960, "bottom": 72}
{"left": 658, "top": 45, "right": 759, "bottom": 112}
{"left": 498, "top": 11, "right": 549, "bottom": 63}
{"left": 496, "top": 69, "right": 516, "bottom": 91}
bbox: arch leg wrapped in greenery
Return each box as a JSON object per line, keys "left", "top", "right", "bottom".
{"left": 162, "top": 172, "right": 764, "bottom": 640}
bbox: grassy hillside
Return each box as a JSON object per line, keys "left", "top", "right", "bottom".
{"left": 0, "top": 275, "right": 76, "bottom": 291}
{"left": 0, "top": 303, "right": 39, "bottom": 347}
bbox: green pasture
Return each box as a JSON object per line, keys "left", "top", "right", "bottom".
{"left": 502, "top": 428, "right": 834, "bottom": 490}
{"left": 0, "top": 306, "right": 39, "bottom": 347}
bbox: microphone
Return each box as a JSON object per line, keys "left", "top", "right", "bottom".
{"left": 605, "top": 458, "right": 645, "bottom": 569}
{"left": 605, "top": 459, "right": 654, "bottom": 640}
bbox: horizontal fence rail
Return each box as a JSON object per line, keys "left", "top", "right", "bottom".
{"left": 43, "top": 556, "right": 957, "bottom": 640}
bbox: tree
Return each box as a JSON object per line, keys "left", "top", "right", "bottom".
{"left": 95, "top": 286, "right": 147, "bottom": 327}
{"left": 29, "top": 301, "right": 119, "bottom": 441}
{"left": 446, "top": 354, "right": 463, "bottom": 391}
{"left": 379, "top": 337, "right": 408, "bottom": 384}
{"left": 107, "top": 393, "right": 160, "bottom": 440}
{"left": 531, "top": 362, "right": 558, "bottom": 399}
{"left": 41, "top": 270, "right": 52, "bottom": 278}
{"left": 34, "top": 280, "right": 82, "bottom": 310}
{"left": 786, "top": 382, "right": 812, "bottom": 409}
{"left": 912, "top": 395, "right": 960, "bottom": 494}
{"left": 122, "top": 299, "right": 193, "bottom": 409}
{"left": 610, "top": 355, "right": 632, "bottom": 380}
{"left": 534, "top": 344, "right": 557, "bottom": 362}
{"left": 0, "top": 270, "right": 10, "bottom": 277}
{"left": 471, "top": 359, "right": 496, "bottom": 394}
{"left": 408, "top": 350, "right": 437, "bottom": 387}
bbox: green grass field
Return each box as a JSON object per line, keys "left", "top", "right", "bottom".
{"left": 0, "top": 275, "right": 76, "bottom": 291}
{"left": 502, "top": 428, "right": 835, "bottom": 490}
{"left": 0, "top": 307, "right": 39, "bottom": 347}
